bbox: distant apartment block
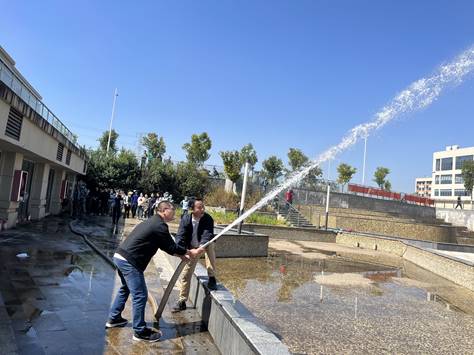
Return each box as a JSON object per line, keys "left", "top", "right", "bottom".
{"left": 431, "top": 145, "right": 473, "bottom": 208}
{"left": 415, "top": 177, "right": 432, "bottom": 198}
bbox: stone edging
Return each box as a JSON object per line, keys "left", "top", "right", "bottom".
{"left": 157, "top": 250, "right": 291, "bottom": 355}
{"left": 337, "top": 231, "right": 474, "bottom": 292}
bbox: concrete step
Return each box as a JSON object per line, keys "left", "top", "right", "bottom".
{"left": 456, "top": 237, "right": 474, "bottom": 245}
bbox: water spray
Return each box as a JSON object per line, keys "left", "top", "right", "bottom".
{"left": 155, "top": 45, "right": 474, "bottom": 320}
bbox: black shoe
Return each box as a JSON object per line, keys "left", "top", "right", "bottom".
{"left": 208, "top": 276, "right": 217, "bottom": 290}
{"left": 171, "top": 300, "right": 187, "bottom": 312}
{"left": 133, "top": 328, "right": 162, "bottom": 342}
{"left": 105, "top": 316, "right": 128, "bottom": 328}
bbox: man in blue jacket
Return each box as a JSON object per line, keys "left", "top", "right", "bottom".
{"left": 173, "top": 198, "right": 217, "bottom": 311}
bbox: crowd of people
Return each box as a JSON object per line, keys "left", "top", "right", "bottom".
{"left": 67, "top": 185, "right": 176, "bottom": 224}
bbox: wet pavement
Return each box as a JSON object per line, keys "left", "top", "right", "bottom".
{"left": 215, "top": 246, "right": 474, "bottom": 354}
{"left": 0, "top": 215, "right": 219, "bottom": 354}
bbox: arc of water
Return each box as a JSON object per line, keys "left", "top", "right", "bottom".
{"left": 155, "top": 45, "right": 474, "bottom": 320}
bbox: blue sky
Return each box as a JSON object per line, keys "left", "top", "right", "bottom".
{"left": 2, "top": 1, "right": 474, "bottom": 193}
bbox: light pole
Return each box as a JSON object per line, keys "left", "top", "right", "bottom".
{"left": 362, "top": 136, "right": 367, "bottom": 185}
{"left": 325, "top": 183, "right": 330, "bottom": 230}
{"left": 238, "top": 162, "right": 250, "bottom": 234}
{"left": 106, "top": 88, "right": 118, "bottom": 153}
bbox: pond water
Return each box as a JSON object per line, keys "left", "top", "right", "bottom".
{"left": 213, "top": 254, "right": 474, "bottom": 354}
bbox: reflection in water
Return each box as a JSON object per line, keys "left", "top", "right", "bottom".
{"left": 214, "top": 254, "right": 474, "bottom": 354}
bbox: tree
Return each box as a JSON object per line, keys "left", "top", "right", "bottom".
{"left": 287, "top": 148, "right": 308, "bottom": 171}
{"left": 220, "top": 150, "right": 242, "bottom": 186}
{"left": 337, "top": 163, "right": 357, "bottom": 188}
{"left": 373, "top": 167, "right": 390, "bottom": 190}
{"left": 111, "top": 149, "right": 141, "bottom": 191}
{"left": 141, "top": 133, "right": 166, "bottom": 163}
{"left": 98, "top": 129, "right": 118, "bottom": 153}
{"left": 462, "top": 160, "right": 474, "bottom": 205}
{"left": 85, "top": 148, "right": 140, "bottom": 191}
{"left": 262, "top": 156, "right": 284, "bottom": 184}
{"left": 240, "top": 143, "right": 258, "bottom": 168}
{"left": 182, "top": 132, "right": 212, "bottom": 165}
{"left": 175, "top": 162, "right": 210, "bottom": 200}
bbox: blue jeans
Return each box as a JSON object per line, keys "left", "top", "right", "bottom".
{"left": 109, "top": 257, "right": 148, "bottom": 334}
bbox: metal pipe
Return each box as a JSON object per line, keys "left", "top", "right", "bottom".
{"left": 325, "top": 184, "right": 330, "bottom": 230}
{"left": 362, "top": 136, "right": 367, "bottom": 185}
{"left": 238, "top": 162, "right": 249, "bottom": 234}
{"left": 106, "top": 88, "right": 118, "bottom": 153}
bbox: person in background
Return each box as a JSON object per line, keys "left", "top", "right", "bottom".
{"left": 137, "top": 193, "right": 145, "bottom": 220}
{"left": 112, "top": 191, "right": 123, "bottom": 230}
{"left": 106, "top": 201, "right": 201, "bottom": 342}
{"left": 285, "top": 189, "right": 294, "bottom": 205}
{"left": 142, "top": 194, "right": 149, "bottom": 219}
{"left": 455, "top": 196, "right": 463, "bottom": 209}
{"left": 123, "top": 191, "right": 132, "bottom": 219}
{"left": 180, "top": 196, "right": 189, "bottom": 219}
{"left": 148, "top": 193, "right": 157, "bottom": 219}
{"left": 131, "top": 191, "right": 139, "bottom": 218}
{"left": 173, "top": 198, "right": 217, "bottom": 312}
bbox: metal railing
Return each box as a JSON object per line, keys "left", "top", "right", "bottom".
{"left": 0, "top": 58, "right": 79, "bottom": 147}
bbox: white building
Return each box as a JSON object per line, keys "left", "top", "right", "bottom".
{"left": 0, "top": 46, "right": 86, "bottom": 228}
{"left": 431, "top": 145, "right": 473, "bottom": 208}
{"left": 415, "top": 177, "right": 432, "bottom": 198}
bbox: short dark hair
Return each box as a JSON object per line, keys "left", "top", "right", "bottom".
{"left": 188, "top": 197, "right": 203, "bottom": 210}
{"left": 157, "top": 200, "right": 173, "bottom": 212}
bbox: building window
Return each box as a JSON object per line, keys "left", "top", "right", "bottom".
{"left": 440, "top": 189, "right": 452, "bottom": 196}
{"left": 441, "top": 158, "right": 453, "bottom": 171}
{"left": 455, "top": 155, "right": 473, "bottom": 170}
{"left": 440, "top": 175, "right": 452, "bottom": 184}
{"left": 434, "top": 189, "right": 439, "bottom": 196}
{"left": 56, "top": 143, "right": 64, "bottom": 162}
{"left": 454, "top": 189, "right": 470, "bottom": 196}
{"left": 435, "top": 175, "right": 440, "bottom": 184}
{"left": 455, "top": 174, "right": 464, "bottom": 184}
{"left": 435, "top": 159, "right": 441, "bottom": 171}
{"left": 5, "top": 107, "right": 23, "bottom": 141}
{"left": 65, "top": 149, "right": 72, "bottom": 165}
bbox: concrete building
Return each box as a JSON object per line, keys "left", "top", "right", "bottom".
{"left": 0, "top": 46, "right": 86, "bottom": 228}
{"left": 415, "top": 177, "right": 432, "bottom": 197}
{"left": 431, "top": 145, "right": 473, "bottom": 208}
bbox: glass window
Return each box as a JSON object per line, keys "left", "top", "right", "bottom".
{"left": 435, "top": 175, "right": 440, "bottom": 184}
{"left": 435, "top": 159, "right": 441, "bottom": 171}
{"left": 455, "top": 155, "right": 473, "bottom": 169}
{"left": 454, "top": 189, "right": 470, "bottom": 196}
{"left": 455, "top": 174, "right": 464, "bottom": 184}
{"left": 434, "top": 189, "right": 439, "bottom": 196}
{"left": 441, "top": 158, "right": 453, "bottom": 171}
{"left": 440, "top": 189, "right": 452, "bottom": 196}
{"left": 440, "top": 175, "right": 452, "bottom": 184}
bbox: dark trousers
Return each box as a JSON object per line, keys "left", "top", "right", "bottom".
{"left": 124, "top": 205, "right": 131, "bottom": 218}
{"left": 109, "top": 257, "right": 148, "bottom": 334}
{"left": 131, "top": 204, "right": 138, "bottom": 218}
{"left": 112, "top": 207, "right": 121, "bottom": 225}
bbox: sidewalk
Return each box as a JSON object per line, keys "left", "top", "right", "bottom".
{"left": 0, "top": 215, "right": 219, "bottom": 354}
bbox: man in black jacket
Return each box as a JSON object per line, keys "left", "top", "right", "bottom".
{"left": 106, "top": 200, "right": 200, "bottom": 342}
{"left": 173, "top": 198, "right": 217, "bottom": 312}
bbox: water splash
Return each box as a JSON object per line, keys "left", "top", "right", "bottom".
{"left": 203, "top": 45, "right": 474, "bottom": 247}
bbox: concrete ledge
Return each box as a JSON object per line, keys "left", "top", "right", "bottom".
{"left": 403, "top": 245, "right": 474, "bottom": 292}
{"left": 241, "top": 223, "right": 336, "bottom": 242}
{"left": 437, "top": 208, "right": 474, "bottom": 232}
{"left": 337, "top": 231, "right": 474, "bottom": 292}
{"left": 213, "top": 227, "right": 269, "bottom": 257}
{"left": 158, "top": 250, "right": 290, "bottom": 355}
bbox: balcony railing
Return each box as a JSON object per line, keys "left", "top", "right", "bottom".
{"left": 0, "top": 58, "right": 79, "bottom": 147}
